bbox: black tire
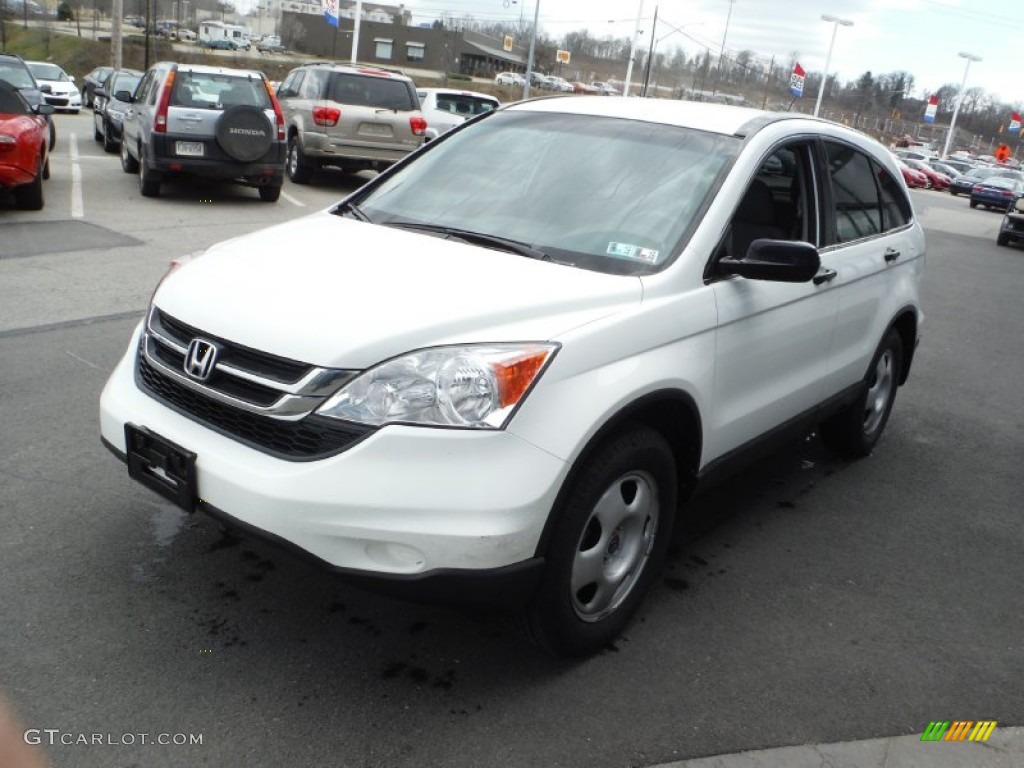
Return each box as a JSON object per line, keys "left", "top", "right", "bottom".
{"left": 820, "top": 329, "right": 903, "bottom": 458}
{"left": 14, "top": 157, "right": 45, "bottom": 211}
{"left": 139, "top": 155, "right": 161, "bottom": 197}
{"left": 94, "top": 123, "right": 103, "bottom": 142}
{"left": 47, "top": 118, "right": 55, "bottom": 152}
{"left": 997, "top": 233, "right": 1009, "bottom": 247}
{"left": 42, "top": 156, "right": 50, "bottom": 180}
{"left": 950, "top": 190, "right": 958, "bottom": 197}
{"left": 258, "top": 183, "right": 282, "bottom": 202}
{"left": 516, "top": 425, "right": 676, "bottom": 657}
{"left": 969, "top": 200, "right": 978, "bottom": 209}
{"left": 286, "top": 135, "right": 313, "bottom": 184}
{"left": 102, "top": 120, "right": 117, "bottom": 153}
{"left": 120, "top": 139, "right": 139, "bottom": 173}
{"left": 215, "top": 106, "right": 274, "bottom": 162}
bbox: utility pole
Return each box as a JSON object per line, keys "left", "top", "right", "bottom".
{"left": 111, "top": 0, "right": 123, "bottom": 66}
{"left": 622, "top": 0, "right": 644, "bottom": 97}
{"left": 641, "top": 5, "right": 657, "bottom": 97}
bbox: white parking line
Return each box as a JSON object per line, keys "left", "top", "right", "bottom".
{"left": 69, "top": 133, "right": 84, "bottom": 218}
{"left": 281, "top": 190, "right": 305, "bottom": 207}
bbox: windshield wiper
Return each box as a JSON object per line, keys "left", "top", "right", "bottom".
{"left": 334, "top": 200, "right": 372, "bottom": 222}
{"left": 384, "top": 221, "right": 549, "bottom": 260}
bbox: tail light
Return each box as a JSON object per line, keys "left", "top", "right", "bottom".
{"left": 409, "top": 116, "right": 427, "bottom": 136}
{"left": 154, "top": 69, "right": 176, "bottom": 133}
{"left": 262, "top": 79, "right": 286, "bottom": 140}
{"left": 972, "top": 185, "right": 983, "bottom": 192}
{"left": 0, "top": 135, "right": 15, "bottom": 152}
{"left": 312, "top": 106, "right": 341, "bottom": 127}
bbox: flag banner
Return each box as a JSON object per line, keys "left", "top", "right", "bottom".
{"left": 923, "top": 94, "right": 938, "bottom": 123}
{"left": 1010, "top": 112, "right": 1021, "bottom": 133}
{"left": 789, "top": 63, "right": 805, "bottom": 98}
{"left": 322, "top": 0, "right": 339, "bottom": 27}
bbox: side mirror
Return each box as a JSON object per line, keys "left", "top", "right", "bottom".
{"left": 94, "top": 88, "right": 107, "bottom": 99}
{"left": 40, "top": 84, "right": 53, "bottom": 94}
{"left": 114, "top": 90, "right": 133, "bottom": 102}
{"left": 69, "top": 75, "right": 76, "bottom": 83}
{"left": 718, "top": 239, "right": 821, "bottom": 283}
{"left": 35, "top": 104, "right": 56, "bottom": 116}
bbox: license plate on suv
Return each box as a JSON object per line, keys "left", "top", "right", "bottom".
{"left": 176, "top": 141, "right": 205, "bottom": 157}
{"left": 125, "top": 424, "right": 197, "bottom": 511}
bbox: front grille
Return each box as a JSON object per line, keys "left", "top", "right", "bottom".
{"left": 153, "top": 308, "right": 311, "bottom": 384}
{"left": 136, "top": 353, "right": 372, "bottom": 460}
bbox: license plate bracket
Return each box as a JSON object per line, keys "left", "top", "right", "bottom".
{"left": 125, "top": 423, "right": 197, "bottom": 511}
{"left": 175, "top": 141, "right": 204, "bottom": 157}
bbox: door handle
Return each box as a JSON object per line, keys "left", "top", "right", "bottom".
{"left": 813, "top": 268, "right": 837, "bottom": 285}
{"left": 884, "top": 247, "right": 900, "bottom": 262}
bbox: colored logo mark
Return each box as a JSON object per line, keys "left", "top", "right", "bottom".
{"left": 921, "top": 721, "right": 997, "bottom": 742}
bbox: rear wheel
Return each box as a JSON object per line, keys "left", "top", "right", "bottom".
{"left": 997, "top": 233, "right": 1010, "bottom": 247}
{"left": 258, "top": 183, "right": 282, "bottom": 202}
{"left": 139, "top": 156, "right": 161, "bottom": 197}
{"left": 517, "top": 425, "right": 676, "bottom": 657}
{"left": 102, "top": 120, "right": 117, "bottom": 153}
{"left": 287, "top": 135, "right": 313, "bottom": 184}
{"left": 969, "top": 200, "right": 978, "bottom": 209}
{"left": 14, "top": 157, "right": 45, "bottom": 210}
{"left": 820, "top": 329, "right": 903, "bottom": 458}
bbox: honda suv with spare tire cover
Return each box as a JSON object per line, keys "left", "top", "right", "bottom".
{"left": 120, "top": 62, "right": 285, "bottom": 201}
{"left": 99, "top": 98, "right": 925, "bottom": 657}
{"left": 276, "top": 62, "right": 427, "bottom": 183}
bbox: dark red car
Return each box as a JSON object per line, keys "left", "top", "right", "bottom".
{"left": 0, "top": 80, "right": 52, "bottom": 210}
{"left": 895, "top": 159, "right": 928, "bottom": 189}
{"left": 905, "top": 159, "right": 951, "bottom": 190}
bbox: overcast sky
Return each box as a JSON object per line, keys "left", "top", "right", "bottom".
{"left": 396, "top": 0, "right": 1024, "bottom": 106}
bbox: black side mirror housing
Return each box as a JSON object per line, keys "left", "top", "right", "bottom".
{"left": 40, "top": 84, "right": 53, "bottom": 94}
{"left": 719, "top": 239, "right": 821, "bottom": 283}
{"left": 114, "top": 90, "right": 133, "bottom": 102}
{"left": 35, "top": 103, "right": 55, "bottom": 116}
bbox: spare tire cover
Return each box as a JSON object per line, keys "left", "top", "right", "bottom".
{"left": 215, "top": 105, "right": 274, "bottom": 162}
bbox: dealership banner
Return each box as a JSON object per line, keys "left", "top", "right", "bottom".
{"left": 1010, "top": 112, "right": 1022, "bottom": 133}
{"left": 789, "top": 63, "right": 805, "bottom": 98}
{"left": 322, "top": 0, "right": 339, "bottom": 27}
{"left": 923, "top": 94, "right": 938, "bottom": 123}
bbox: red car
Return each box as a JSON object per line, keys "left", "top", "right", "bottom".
{"left": 896, "top": 159, "right": 928, "bottom": 189}
{"left": 0, "top": 80, "right": 51, "bottom": 210}
{"left": 905, "top": 159, "right": 951, "bottom": 190}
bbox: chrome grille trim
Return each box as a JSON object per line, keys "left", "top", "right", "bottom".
{"left": 141, "top": 307, "right": 359, "bottom": 421}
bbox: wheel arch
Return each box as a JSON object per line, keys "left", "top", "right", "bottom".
{"left": 888, "top": 307, "right": 918, "bottom": 385}
{"left": 532, "top": 389, "right": 703, "bottom": 559}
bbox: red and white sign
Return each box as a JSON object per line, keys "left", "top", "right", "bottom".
{"left": 1010, "top": 112, "right": 1021, "bottom": 134}
{"left": 923, "top": 94, "right": 938, "bottom": 123}
{"left": 789, "top": 62, "right": 805, "bottom": 98}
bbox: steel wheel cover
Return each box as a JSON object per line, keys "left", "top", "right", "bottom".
{"left": 571, "top": 470, "right": 659, "bottom": 622}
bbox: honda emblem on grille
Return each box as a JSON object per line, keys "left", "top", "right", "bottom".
{"left": 184, "top": 338, "right": 219, "bottom": 381}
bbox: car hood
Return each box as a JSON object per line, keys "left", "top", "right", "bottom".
{"left": 37, "top": 79, "right": 74, "bottom": 93}
{"left": 154, "top": 213, "right": 642, "bottom": 369}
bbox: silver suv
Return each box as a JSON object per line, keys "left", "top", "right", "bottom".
{"left": 120, "top": 62, "right": 286, "bottom": 202}
{"left": 276, "top": 63, "right": 426, "bottom": 183}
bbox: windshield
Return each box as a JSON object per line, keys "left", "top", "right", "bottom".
{"left": 354, "top": 110, "right": 737, "bottom": 274}
{"left": 0, "top": 60, "right": 36, "bottom": 89}
{"left": 27, "top": 63, "right": 67, "bottom": 82}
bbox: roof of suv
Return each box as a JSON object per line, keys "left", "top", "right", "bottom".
{"left": 157, "top": 61, "right": 268, "bottom": 79}
{"left": 294, "top": 62, "right": 413, "bottom": 81}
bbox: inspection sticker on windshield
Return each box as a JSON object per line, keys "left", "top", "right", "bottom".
{"left": 606, "top": 241, "right": 659, "bottom": 263}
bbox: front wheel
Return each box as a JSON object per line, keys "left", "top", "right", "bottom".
{"left": 120, "top": 139, "right": 139, "bottom": 173}
{"left": 820, "top": 329, "right": 903, "bottom": 458}
{"left": 997, "top": 233, "right": 1010, "bottom": 247}
{"left": 139, "top": 156, "right": 161, "bottom": 197}
{"left": 14, "top": 157, "right": 45, "bottom": 210}
{"left": 517, "top": 425, "right": 676, "bottom": 657}
{"left": 102, "top": 120, "right": 117, "bottom": 153}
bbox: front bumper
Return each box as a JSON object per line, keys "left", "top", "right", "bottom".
{"left": 99, "top": 325, "right": 566, "bottom": 599}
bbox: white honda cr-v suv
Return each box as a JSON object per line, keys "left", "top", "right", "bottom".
{"left": 100, "top": 97, "right": 925, "bottom": 657}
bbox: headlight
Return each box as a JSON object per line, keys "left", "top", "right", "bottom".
{"left": 317, "top": 343, "right": 559, "bottom": 429}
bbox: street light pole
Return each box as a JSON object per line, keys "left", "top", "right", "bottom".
{"left": 813, "top": 13, "right": 853, "bottom": 118}
{"left": 941, "top": 52, "right": 982, "bottom": 159}
{"left": 522, "top": 0, "right": 540, "bottom": 99}
{"left": 622, "top": 0, "right": 644, "bottom": 97}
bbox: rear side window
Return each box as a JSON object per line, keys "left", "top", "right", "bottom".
{"left": 825, "top": 142, "right": 882, "bottom": 243}
{"left": 435, "top": 94, "right": 497, "bottom": 116}
{"left": 0, "top": 59, "right": 37, "bottom": 89}
{"left": 328, "top": 73, "right": 414, "bottom": 111}
{"left": 171, "top": 73, "right": 271, "bottom": 109}
{"left": 873, "top": 160, "right": 911, "bottom": 231}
